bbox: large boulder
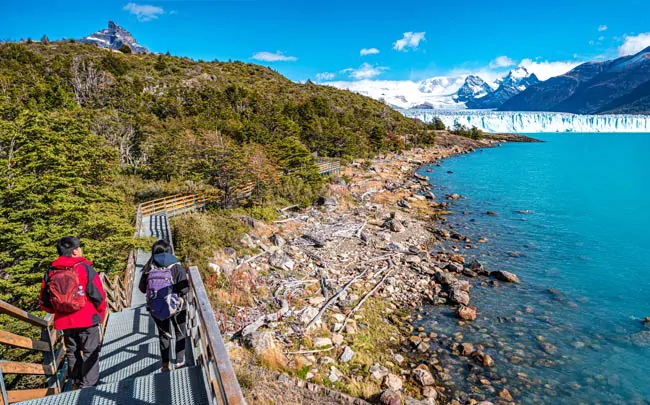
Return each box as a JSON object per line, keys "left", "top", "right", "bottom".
{"left": 244, "top": 330, "right": 287, "bottom": 369}
{"left": 491, "top": 270, "right": 520, "bottom": 283}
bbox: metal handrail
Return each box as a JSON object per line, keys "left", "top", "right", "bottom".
{"left": 187, "top": 266, "right": 245, "bottom": 405}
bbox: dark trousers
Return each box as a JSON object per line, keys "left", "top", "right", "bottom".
{"left": 63, "top": 326, "right": 101, "bottom": 388}
{"left": 153, "top": 309, "right": 187, "bottom": 364}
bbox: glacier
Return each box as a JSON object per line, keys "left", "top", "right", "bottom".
{"left": 401, "top": 109, "right": 650, "bottom": 133}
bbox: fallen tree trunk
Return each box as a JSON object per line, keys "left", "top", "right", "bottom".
{"left": 341, "top": 259, "right": 396, "bottom": 329}
{"left": 304, "top": 255, "right": 394, "bottom": 330}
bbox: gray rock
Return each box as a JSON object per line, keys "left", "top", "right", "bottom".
{"left": 370, "top": 363, "right": 389, "bottom": 380}
{"left": 339, "top": 346, "right": 355, "bottom": 363}
{"left": 382, "top": 373, "right": 403, "bottom": 391}
{"left": 318, "top": 196, "right": 338, "bottom": 209}
{"left": 462, "top": 269, "right": 478, "bottom": 278}
{"left": 268, "top": 251, "right": 295, "bottom": 271}
{"left": 269, "top": 234, "right": 286, "bottom": 247}
{"left": 300, "top": 306, "right": 319, "bottom": 326}
{"left": 446, "top": 262, "right": 463, "bottom": 273}
{"left": 422, "top": 386, "right": 438, "bottom": 399}
{"left": 412, "top": 366, "right": 435, "bottom": 386}
{"left": 244, "top": 331, "right": 280, "bottom": 357}
{"left": 435, "top": 272, "right": 457, "bottom": 286}
{"left": 397, "top": 199, "right": 411, "bottom": 209}
{"left": 328, "top": 366, "right": 342, "bottom": 382}
{"left": 469, "top": 258, "right": 484, "bottom": 272}
{"left": 239, "top": 233, "right": 256, "bottom": 249}
{"left": 449, "top": 286, "right": 470, "bottom": 306}
{"left": 313, "top": 337, "right": 332, "bottom": 348}
{"left": 388, "top": 241, "right": 406, "bottom": 251}
{"left": 386, "top": 219, "right": 406, "bottom": 233}
{"left": 405, "top": 397, "right": 437, "bottom": 405}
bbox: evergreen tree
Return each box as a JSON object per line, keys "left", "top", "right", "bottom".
{"left": 0, "top": 111, "right": 133, "bottom": 308}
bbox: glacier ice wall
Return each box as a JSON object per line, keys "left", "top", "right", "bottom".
{"left": 401, "top": 109, "right": 650, "bottom": 133}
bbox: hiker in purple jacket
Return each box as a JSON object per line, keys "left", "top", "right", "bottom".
{"left": 138, "top": 240, "right": 189, "bottom": 371}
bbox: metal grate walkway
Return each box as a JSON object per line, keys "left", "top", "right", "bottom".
{"left": 16, "top": 214, "right": 207, "bottom": 405}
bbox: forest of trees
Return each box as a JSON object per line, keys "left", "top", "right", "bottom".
{"left": 0, "top": 41, "right": 433, "bottom": 309}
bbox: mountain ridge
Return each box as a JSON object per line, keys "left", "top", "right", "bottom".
{"left": 500, "top": 47, "right": 650, "bottom": 114}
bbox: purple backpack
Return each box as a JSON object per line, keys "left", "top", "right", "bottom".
{"left": 146, "top": 264, "right": 181, "bottom": 320}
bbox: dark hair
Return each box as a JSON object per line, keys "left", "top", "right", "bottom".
{"left": 57, "top": 236, "right": 81, "bottom": 257}
{"left": 151, "top": 239, "right": 172, "bottom": 255}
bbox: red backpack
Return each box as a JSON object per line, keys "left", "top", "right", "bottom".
{"left": 47, "top": 264, "right": 87, "bottom": 314}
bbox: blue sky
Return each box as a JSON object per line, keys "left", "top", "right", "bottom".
{"left": 2, "top": 0, "right": 650, "bottom": 82}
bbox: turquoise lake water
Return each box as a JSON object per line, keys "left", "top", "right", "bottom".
{"left": 417, "top": 133, "right": 650, "bottom": 404}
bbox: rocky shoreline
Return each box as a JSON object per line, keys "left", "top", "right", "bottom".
{"left": 217, "top": 132, "right": 539, "bottom": 404}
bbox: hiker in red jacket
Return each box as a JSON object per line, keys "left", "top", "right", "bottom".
{"left": 39, "top": 236, "right": 107, "bottom": 389}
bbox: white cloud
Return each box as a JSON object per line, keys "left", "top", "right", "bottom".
{"left": 488, "top": 56, "right": 515, "bottom": 69}
{"left": 518, "top": 58, "right": 581, "bottom": 80}
{"left": 618, "top": 32, "right": 650, "bottom": 56}
{"left": 360, "top": 48, "right": 380, "bottom": 56}
{"left": 342, "top": 63, "right": 388, "bottom": 80}
{"left": 598, "top": 25, "right": 608, "bottom": 32}
{"left": 123, "top": 3, "right": 164, "bottom": 22}
{"left": 393, "top": 32, "right": 426, "bottom": 52}
{"left": 316, "top": 72, "right": 335, "bottom": 81}
{"left": 597, "top": 36, "right": 605, "bottom": 41}
{"left": 251, "top": 51, "right": 297, "bottom": 62}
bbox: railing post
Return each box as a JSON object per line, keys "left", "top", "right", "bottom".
{"left": 41, "top": 323, "right": 61, "bottom": 394}
{"left": 0, "top": 366, "right": 9, "bottom": 405}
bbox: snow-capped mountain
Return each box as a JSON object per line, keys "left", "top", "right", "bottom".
{"left": 403, "top": 109, "right": 650, "bottom": 133}
{"left": 454, "top": 75, "right": 495, "bottom": 102}
{"left": 467, "top": 67, "right": 539, "bottom": 109}
{"left": 324, "top": 67, "right": 539, "bottom": 110}
{"left": 79, "top": 21, "right": 149, "bottom": 53}
{"left": 501, "top": 46, "right": 650, "bottom": 114}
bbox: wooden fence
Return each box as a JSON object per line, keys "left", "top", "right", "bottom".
{"left": 0, "top": 304, "right": 63, "bottom": 405}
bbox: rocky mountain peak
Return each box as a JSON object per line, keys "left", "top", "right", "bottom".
{"left": 455, "top": 75, "right": 494, "bottom": 103}
{"left": 79, "top": 21, "right": 149, "bottom": 54}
